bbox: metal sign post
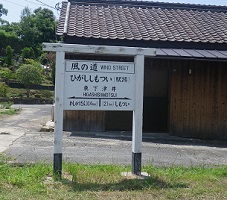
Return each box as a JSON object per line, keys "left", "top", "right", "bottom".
{"left": 43, "top": 43, "right": 155, "bottom": 179}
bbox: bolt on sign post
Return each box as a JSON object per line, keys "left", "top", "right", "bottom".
{"left": 43, "top": 43, "right": 156, "bottom": 179}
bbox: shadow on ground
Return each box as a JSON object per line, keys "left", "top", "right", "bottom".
{"left": 69, "top": 131, "right": 227, "bottom": 148}
{"left": 61, "top": 175, "right": 188, "bottom": 192}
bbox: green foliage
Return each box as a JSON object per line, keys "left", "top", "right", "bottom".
{"left": 8, "top": 65, "right": 15, "bottom": 72}
{"left": 0, "top": 4, "right": 8, "bottom": 17}
{"left": 0, "top": 22, "right": 22, "bottom": 46}
{"left": 16, "top": 64, "right": 42, "bottom": 85}
{"left": 23, "top": 59, "right": 43, "bottom": 76}
{"left": 0, "top": 159, "right": 226, "bottom": 199}
{"left": 0, "top": 108, "right": 18, "bottom": 115}
{"left": 0, "top": 18, "right": 9, "bottom": 26}
{"left": 19, "top": 16, "right": 40, "bottom": 50}
{"left": 18, "top": 7, "right": 56, "bottom": 56}
{"left": 6, "top": 87, "right": 40, "bottom": 99}
{"left": 24, "top": 58, "right": 35, "bottom": 65}
{"left": 0, "top": 7, "right": 57, "bottom": 58}
{"left": 0, "top": 68, "right": 12, "bottom": 81}
{"left": 5, "top": 45, "right": 13, "bottom": 67}
{"left": 0, "top": 102, "right": 19, "bottom": 115}
{"left": 38, "top": 52, "right": 56, "bottom": 84}
{"left": 0, "top": 65, "right": 53, "bottom": 100}
{"left": 33, "top": 8, "right": 56, "bottom": 42}
{"left": 0, "top": 6, "right": 57, "bottom": 59}
{"left": 0, "top": 30, "right": 20, "bottom": 55}
{"left": 16, "top": 64, "right": 42, "bottom": 97}
{"left": 0, "top": 101, "right": 13, "bottom": 109}
{"left": 40, "top": 90, "right": 53, "bottom": 98}
{"left": 0, "top": 82, "right": 9, "bottom": 97}
{"left": 0, "top": 159, "right": 51, "bottom": 191}
{"left": 39, "top": 53, "right": 48, "bottom": 65}
{"left": 21, "top": 47, "right": 35, "bottom": 59}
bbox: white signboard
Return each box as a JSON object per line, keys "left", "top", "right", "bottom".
{"left": 64, "top": 60, "right": 135, "bottom": 110}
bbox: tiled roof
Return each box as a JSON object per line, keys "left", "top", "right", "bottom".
{"left": 57, "top": 1, "right": 227, "bottom": 44}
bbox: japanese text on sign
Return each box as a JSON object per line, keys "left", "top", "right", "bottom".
{"left": 64, "top": 60, "right": 135, "bottom": 111}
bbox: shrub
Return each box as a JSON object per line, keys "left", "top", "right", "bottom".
{"left": 0, "top": 58, "right": 6, "bottom": 66}
{"left": 5, "top": 45, "right": 13, "bottom": 67}
{"left": 21, "top": 47, "right": 35, "bottom": 59}
{"left": 8, "top": 66, "right": 15, "bottom": 71}
{"left": 0, "top": 82, "right": 9, "bottom": 97}
{"left": 40, "top": 90, "right": 53, "bottom": 98}
{"left": 16, "top": 64, "right": 42, "bottom": 97}
{"left": 24, "top": 59, "right": 43, "bottom": 73}
{"left": 0, "top": 68, "right": 12, "bottom": 82}
{"left": 0, "top": 83, "right": 8, "bottom": 97}
{"left": 34, "top": 94, "right": 41, "bottom": 98}
{"left": 23, "top": 58, "right": 35, "bottom": 65}
{"left": 39, "top": 53, "right": 48, "bottom": 65}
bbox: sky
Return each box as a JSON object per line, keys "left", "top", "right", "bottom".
{"left": 1, "top": 0, "right": 62, "bottom": 23}
{"left": 1, "top": 0, "right": 227, "bottom": 23}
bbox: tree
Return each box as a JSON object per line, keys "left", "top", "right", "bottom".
{"left": 20, "top": 7, "right": 31, "bottom": 19}
{"left": 21, "top": 47, "right": 35, "bottom": 59}
{"left": 0, "top": 19, "right": 9, "bottom": 25}
{"left": 0, "top": 6, "right": 57, "bottom": 59}
{"left": 0, "top": 4, "right": 7, "bottom": 18}
{"left": 19, "top": 8, "right": 40, "bottom": 50}
{"left": 16, "top": 64, "right": 42, "bottom": 97}
{"left": 33, "top": 8, "right": 56, "bottom": 42}
{"left": 0, "top": 29, "right": 21, "bottom": 55}
{"left": 5, "top": 45, "right": 13, "bottom": 67}
{"left": 18, "top": 7, "right": 56, "bottom": 56}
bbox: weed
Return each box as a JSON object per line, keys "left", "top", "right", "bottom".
{"left": 0, "top": 102, "right": 20, "bottom": 115}
{"left": 0, "top": 157, "right": 226, "bottom": 199}
{"left": 0, "top": 102, "right": 13, "bottom": 109}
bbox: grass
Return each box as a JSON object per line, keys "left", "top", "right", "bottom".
{"left": 0, "top": 102, "right": 13, "bottom": 109}
{"left": 0, "top": 80, "right": 54, "bottom": 99}
{"left": 6, "top": 87, "right": 54, "bottom": 99}
{"left": 0, "top": 102, "right": 20, "bottom": 115}
{"left": 6, "top": 87, "right": 28, "bottom": 98}
{"left": 0, "top": 155, "right": 226, "bottom": 200}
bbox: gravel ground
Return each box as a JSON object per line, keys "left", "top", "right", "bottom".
{"left": 5, "top": 131, "right": 227, "bottom": 167}
{"left": 1, "top": 104, "right": 51, "bottom": 132}
{"left": 2, "top": 104, "right": 227, "bottom": 167}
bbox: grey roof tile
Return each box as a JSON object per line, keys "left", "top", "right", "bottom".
{"left": 56, "top": 1, "right": 227, "bottom": 44}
